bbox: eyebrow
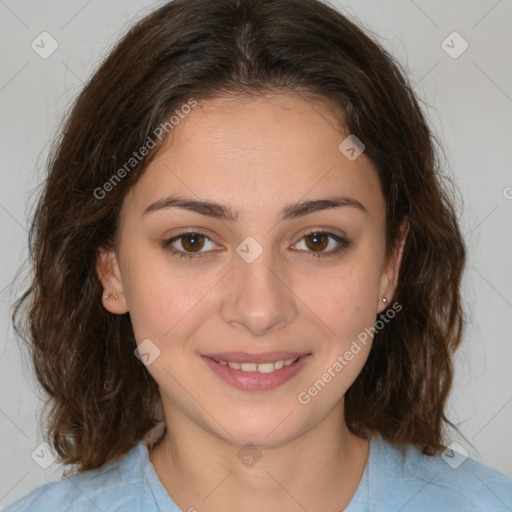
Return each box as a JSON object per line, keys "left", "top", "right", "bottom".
{"left": 142, "top": 194, "right": 367, "bottom": 222}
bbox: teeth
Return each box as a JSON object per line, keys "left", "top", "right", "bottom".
{"left": 221, "top": 357, "right": 299, "bottom": 373}
{"left": 254, "top": 362, "right": 275, "bottom": 373}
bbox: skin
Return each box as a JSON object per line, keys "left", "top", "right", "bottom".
{"left": 97, "top": 92, "right": 406, "bottom": 512}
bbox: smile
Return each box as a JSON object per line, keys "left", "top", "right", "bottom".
{"left": 201, "top": 353, "right": 312, "bottom": 391}
{"left": 212, "top": 357, "right": 299, "bottom": 373}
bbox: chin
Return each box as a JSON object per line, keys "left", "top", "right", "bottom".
{"left": 209, "top": 411, "right": 304, "bottom": 449}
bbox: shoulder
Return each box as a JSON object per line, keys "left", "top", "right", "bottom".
{"left": 4, "top": 443, "right": 149, "bottom": 512}
{"left": 373, "top": 435, "right": 512, "bottom": 511}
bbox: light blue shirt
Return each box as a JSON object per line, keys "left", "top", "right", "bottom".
{"left": 4, "top": 433, "right": 512, "bottom": 511}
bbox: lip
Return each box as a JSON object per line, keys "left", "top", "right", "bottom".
{"left": 202, "top": 351, "right": 309, "bottom": 364}
{"left": 201, "top": 353, "right": 312, "bottom": 391}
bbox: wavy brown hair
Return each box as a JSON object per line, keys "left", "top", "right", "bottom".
{"left": 12, "top": 0, "right": 466, "bottom": 474}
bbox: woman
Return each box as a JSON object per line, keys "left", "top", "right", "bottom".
{"left": 8, "top": 0, "right": 512, "bottom": 510}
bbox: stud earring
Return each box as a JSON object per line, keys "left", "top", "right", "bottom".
{"left": 382, "top": 297, "right": 388, "bottom": 303}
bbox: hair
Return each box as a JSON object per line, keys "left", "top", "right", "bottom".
{"left": 12, "top": 0, "right": 466, "bottom": 475}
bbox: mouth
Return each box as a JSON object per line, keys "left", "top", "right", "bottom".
{"left": 201, "top": 352, "right": 312, "bottom": 391}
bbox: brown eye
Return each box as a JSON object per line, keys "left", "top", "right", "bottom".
{"left": 293, "top": 231, "right": 349, "bottom": 259}
{"left": 161, "top": 232, "right": 218, "bottom": 260}
{"left": 304, "top": 232, "right": 330, "bottom": 252}
{"left": 180, "top": 233, "right": 206, "bottom": 252}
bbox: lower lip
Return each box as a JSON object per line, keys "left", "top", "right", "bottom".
{"left": 201, "top": 355, "right": 312, "bottom": 391}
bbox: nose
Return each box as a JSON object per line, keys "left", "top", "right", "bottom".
{"left": 219, "top": 246, "right": 298, "bottom": 337}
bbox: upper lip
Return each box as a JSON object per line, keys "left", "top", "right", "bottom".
{"left": 202, "top": 351, "right": 311, "bottom": 364}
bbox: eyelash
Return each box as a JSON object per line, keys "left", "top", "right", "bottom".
{"left": 161, "top": 230, "right": 350, "bottom": 261}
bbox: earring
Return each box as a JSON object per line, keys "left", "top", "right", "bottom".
{"left": 382, "top": 297, "right": 388, "bottom": 303}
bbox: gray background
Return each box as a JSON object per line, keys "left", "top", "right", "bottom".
{"left": 0, "top": 0, "right": 511, "bottom": 507}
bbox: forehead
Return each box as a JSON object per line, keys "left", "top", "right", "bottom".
{"left": 120, "top": 93, "right": 384, "bottom": 223}
{"left": 169, "top": 92, "right": 345, "bottom": 164}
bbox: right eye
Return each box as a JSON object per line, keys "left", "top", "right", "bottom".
{"left": 161, "top": 232, "right": 220, "bottom": 260}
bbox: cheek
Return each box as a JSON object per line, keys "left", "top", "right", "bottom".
{"left": 294, "top": 263, "right": 380, "bottom": 409}
{"left": 302, "top": 256, "right": 382, "bottom": 342}
{"left": 121, "top": 249, "right": 219, "bottom": 347}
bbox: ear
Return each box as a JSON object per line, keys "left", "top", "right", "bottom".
{"left": 377, "top": 218, "right": 409, "bottom": 313}
{"left": 96, "top": 246, "right": 129, "bottom": 314}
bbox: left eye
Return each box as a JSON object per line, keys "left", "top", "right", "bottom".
{"left": 292, "top": 231, "right": 349, "bottom": 258}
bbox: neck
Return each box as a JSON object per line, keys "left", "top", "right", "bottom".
{"left": 149, "top": 402, "right": 370, "bottom": 512}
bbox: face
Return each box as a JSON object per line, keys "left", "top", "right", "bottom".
{"left": 97, "top": 93, "right": 404, "bottom": 448}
